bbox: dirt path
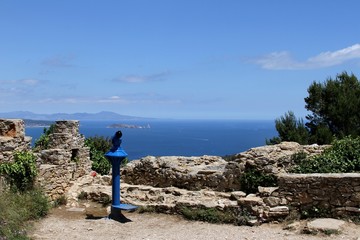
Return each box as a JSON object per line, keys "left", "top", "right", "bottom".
{"left": 30, "top": 207, "right": 360, "bottom": 240}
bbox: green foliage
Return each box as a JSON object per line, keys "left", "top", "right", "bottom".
{"left": 34, "top": 124, "right": 55, "bottom": 150}
{"left": 121, "top": 157, "right": 129, "bottom": 167}
{"left": 99, "top": 194, "right": 111, "bottom": 206}
{"left": 290, "top": 151, "right": 308, "bottom": 165}
{"left": 300, "top": 206, "right": 331, "bottom": 219}
{"left": 0, "top": 188, "right": 49, "bottom": 239}
{"left": 89, "top": 150, "right": 111, "bottom": 175}
{"left": 137, "top": 205, "right": 158, "bottom": 213}
{"left": 52, "top": 195, "right": 67, "bottom": 207}
{"left": 292, "top": 136, "right": 360, "bottom": 173}
{"left": 267, "top": 111, "right": 309, "bottom": 145}
{"left": 305, "top": 72, "right": 360, "bottom": 143}
{"left": 0, "top": 151, "right": 38, "bottom": 192}
{"left": 78, "top": 191, "right": 88, "bottom": 200}
{"left": 240, "top": 167, "right": 278, "bottom": 194}
{"left": 85, "top": 136, "right": 112, "bottom": 153}
{"left": 85, "top": 136, "right": 112, "bottom": 175}
{"left": 269, "top": 72, "right": 360, "bottom": 145}
{"left": 180, "top": 207, "right": 236, "bottom": 224}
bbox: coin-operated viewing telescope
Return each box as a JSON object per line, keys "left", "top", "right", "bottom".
{"left": 105, "top": 131, "right": 138, "bottom": 220}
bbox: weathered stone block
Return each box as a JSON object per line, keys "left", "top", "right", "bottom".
{"left": 0, "top": 119, "right": 24, "bottom": 138}
{"left": 264, "top": 197, "right": 281, "bottom": 207}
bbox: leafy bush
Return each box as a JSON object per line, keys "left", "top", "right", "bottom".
{"left": 52, "top": 195, "right": 67, "bottom": 207}
{"left": 240, "top": 167, "right": 278, "bottom": 194}
{"left": 85, "top": 136, "right": 112, "bottom": 175}
{"left": 180, "top": 207, "right": 236, "bottom": 224}
{"left": 0, "top": 151, "right": 38, "bottom": 192}
{"left": 85, "top": 135, "right": 129, "bottom": 174}
{"left": 0, "top": 188, "right": 49, "bottom": 239}
{"left": 267, "top": 111, "right": 309, "bottom": 145}
{"left": 292, "top": 136, "right": 360, "bottom": 173}
{"left": 34, "top": 124, "right": 55, "bottom": 150}
{"left": 290, "top": 151, "right": 308, "bottom": 165}
{"left": 300, "top": 206, "right": 331, "bottom": 219}
{"left": 85, "top": 136, "right": 112, "bottom": 153}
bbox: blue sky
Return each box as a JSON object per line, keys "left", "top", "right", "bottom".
{"left": 1, "top": 0, "right": 360, "bottom": 120}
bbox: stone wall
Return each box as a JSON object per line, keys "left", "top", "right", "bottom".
{"left": 0, "top": 119, "right": 91, "bottom": 200}
{"left": 232, "top": 142, "right": 330, "bottom": 174}
{"left": 121, "top": 142, "right": 328, "bottom": 192}
{"left": 0, "top": 119, "right": 31, "bottom": 163}
{"left": 0, "top": 119, "right": 32, "bottom": 191}
{"left": 121, "top": 155, "right": 242, "bottom": 191}
{"left": 119, "top": 143, "right": 360, "bottom": 221}
{"left": 275, "top": 173, "right": 360, "bottom": 217}
{"left": 37, "top": 120, "right": 91, "bottom": 200}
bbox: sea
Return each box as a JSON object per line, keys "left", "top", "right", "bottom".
{"left": 25, "top": 119, "right": 277, "bottom": 160}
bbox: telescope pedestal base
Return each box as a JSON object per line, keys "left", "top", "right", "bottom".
{"left": 112, "top": 204, "right": 138, "bottom": 211}
{"left": 109, "top": 204, "right": 138, "bottom": 221}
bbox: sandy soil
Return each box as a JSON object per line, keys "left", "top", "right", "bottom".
{"left": 30, "top": 207, "right": 360, "bottom": 240}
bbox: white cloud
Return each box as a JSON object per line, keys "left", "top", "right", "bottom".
{"left": 0, "top": 78, "right": 41, "bottom": 86}
{"left": 31, "top": 93, "right": 181, "bottom": 106}
{"left": 253, "top": 44, "right": 360, "bottom": 70}
{"left": 97, "top": 96, "right": 129, "bottom": 104}
{"left": 0, "top": 79, "right": 42, "bottom": 97}
{"left": 20, "top": 79, "right": 40, "bottom": 86}
{"left": 113, "top": 71, "right": 171, "bottom": 83}
{"left": 42, "top": 55, "right": 75, "bottom": 67}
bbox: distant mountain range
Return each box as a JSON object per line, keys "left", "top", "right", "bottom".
{"left": 0, "top": 111, "right": 150, "bottom": 121}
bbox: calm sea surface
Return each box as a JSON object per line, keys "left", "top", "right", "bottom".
{"left": 25, "top": 120, "right": 277, "bottom": 160}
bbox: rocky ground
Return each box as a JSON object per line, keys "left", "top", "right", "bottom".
{"left": 29, "top": 206, "right": 360, "bottom": 240}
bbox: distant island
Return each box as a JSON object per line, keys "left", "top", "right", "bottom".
{"left": 24, "top": 119, "right": 54, "bottom": 128}
{"left": 107, "top": 123, "right": 151, "bottom": 129}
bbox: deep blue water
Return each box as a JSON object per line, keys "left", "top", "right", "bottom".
{"left": 25, "top": 120, "right": 277, "bottom": 160}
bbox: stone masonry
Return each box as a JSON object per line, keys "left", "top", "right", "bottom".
{"left": 0, "top": 119, "right": 32, "bottom": 191}
{"left": 0, "top": 119, "right": 31, "bottom": 162}
{"left": 37, "top": 120, "right": 91, "bottom": 200}
{"left": 121, "top": 155, "right": 240, "bottom": 191}
{"left": 275, "top": 173, "right": 360, "bottom": 217}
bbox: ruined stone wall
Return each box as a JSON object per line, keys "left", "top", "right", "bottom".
{"left": 37, "top": 120, "right": 91, "bottom": 200}
{"left": 0, "top": 119, "right": 91, "bottom": 199}
{"left": 275, "top": 173, "right": 360, "bottom": 216}
{"left": 0, "top": 119, "right": 31, "bottom": 163}
{"left": 0, "top": 119, "right": 32, "bottom": 191}
{"left": 232, "top": 142, "right": 329, "bottom": 174}
{"left": 121, "top": 156, "right": 237, "bottom": 191}
{"left": 121, "top": 142, "right": 328, "bottom": 192}
{"left": 120, "top": 143, "right": 360, "bottom": 220}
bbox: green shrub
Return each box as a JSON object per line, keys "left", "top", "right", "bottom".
{"left": 290, "top": 151, "right": 308, "bottom": 165}
{"left": 267, "top": 111, "right": 309, "bottom": 145}
{"left": 78, "top": 191, "right": 88, "bottom": 200}
{"left": 89, "top": 150, "right": 111, "bottom": 175}
{"left": 240, "top": 167, "right": 278, "bottom": 194}
{"left": 292, "top": 136, "right": 360, "bottom": 173}
{"left": 121, "top": 157, "right": 129, "bottom": 167}
{"left": 52, "top": 195, "right": 67, "bottom": 207}
{"left": 85, "top": 136, "right": 112, "bottom": 153}
{"left": 85, "top": 136, "right": 112, "bottom": 175}
{"left": 137, "top": 205, "right": 158, "bottom": 213}
{"left": 180, "top": 207, "right": 236, "bottom": 224}
{"left": 0, "top": 151, "right": 38, "bottom": 192}
{"left": 0, "top": 188, "right": 49, "bottom": 239}
{"left": 34, "top": 124, "right": 55, "bottom": 150}
{"left": 300, "top": 206, "right": 331, "bottom": 219}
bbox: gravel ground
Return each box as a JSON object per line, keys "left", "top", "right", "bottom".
{"left": 30, "top": 208, "right": 360, "bottom": 240}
